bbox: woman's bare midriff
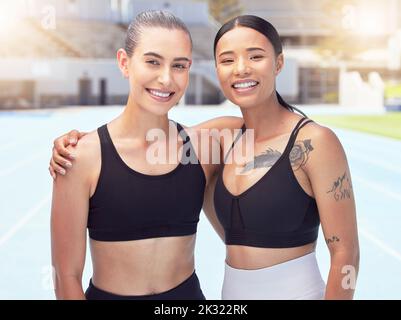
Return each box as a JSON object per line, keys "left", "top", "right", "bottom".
{"left": 226, "top": 242, "right": 316, "bottom": 270}
{"left": 90, "top": 235, "right": 196, "bottom": 296}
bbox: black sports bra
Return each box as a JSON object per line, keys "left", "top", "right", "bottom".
{"left": 214, "top": 117, "right": 320, "bottom": 248}
{"left": 88, "top": 122, "right": 206, "bottom": 242}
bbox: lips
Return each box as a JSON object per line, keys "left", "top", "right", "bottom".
{"left": 231, "top": 80, "right": 259, "bottom": 89}
{"left": 146, "top": 88, "right": 175, "bottom": 101}
{"left": 231, "top": 80, "right": 259, "bottom": 93}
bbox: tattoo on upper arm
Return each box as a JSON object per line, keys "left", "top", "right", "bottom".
{"left": 240, "top": 139, "right": 314, "bottom": 173}
{"left": 327, "top": 171, "right": 353, "bottom": 201}
{"left": 326, "top": 236, "right": 340, "bottom": 245}
{"left": 289, "top": 139, "right": 314, "bottom": 170}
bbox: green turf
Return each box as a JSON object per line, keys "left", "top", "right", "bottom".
{"left": 311, "top": 112, "right": 401, "bottom": 140}
{"left": 385, "top": 83, "right": 401, "bottom": 99}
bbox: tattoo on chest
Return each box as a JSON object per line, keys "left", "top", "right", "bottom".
{"left": 240, "top": 139, "right": 314, "bottom": 174}
{"left": 327, "top": 172, "right": 353, "bottom": 201}
{"left": 326, "top": 236, "right": 340, "bottom": 245}
{"left": 241, "top": 148, "right": 281, "bottom": 173}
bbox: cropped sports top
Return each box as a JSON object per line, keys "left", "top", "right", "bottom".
{"left": 88, "top": 122, "right": 206, "bottom": 242}
{"left": 213, "top": 117, "right": 320, "bottom": 248}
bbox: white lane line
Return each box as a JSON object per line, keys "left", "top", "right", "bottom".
{"left": 359, "top": 227, "right": 401, "bottom": 264}
{"left": 0, "top": 193, "right": 51, "bottom": 247}
{"left": 352, "top": 174, "right": 401, "bottom": 263}
{"left": 353, "top": 175, "right": 401, "bottom": 203}
{"left": 349, "top": 152, "right": 401, "bottom": 176}
{"left": 0, "top": 150, "right": 48, "bottom": 177}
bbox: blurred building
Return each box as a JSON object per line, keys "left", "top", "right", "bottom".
{"left": 0, "top": 0, "right": 225, "bottom": 108}
{"left": 0, "top": 0, "right": 400, "bottom": 109}
{"left": 240, "top": 0, "right": 401, "bottom": 104}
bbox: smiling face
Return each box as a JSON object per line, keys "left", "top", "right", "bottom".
{"left": 118, "top": 27, "right": 192, "bottom": 116}
{"left": 215, "top": 26, "right": 283, "bottom": 109}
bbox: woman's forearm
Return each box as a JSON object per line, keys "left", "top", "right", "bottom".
{"left": 324, "top": 251, "right": 360, "bottom": 300}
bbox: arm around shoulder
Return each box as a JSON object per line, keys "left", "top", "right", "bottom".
{"left": 51, "top": 132, "right": 99, "bottom": 299}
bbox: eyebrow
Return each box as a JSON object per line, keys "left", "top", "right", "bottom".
{"left": 218, "top": 47, "right": 266, "bottom": 57}
{"left": 143, "top": 52, "right": 191, "bottom": 62}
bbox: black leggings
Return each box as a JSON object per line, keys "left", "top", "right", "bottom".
{"left": 85, "top": 272, "right": 206, "bottom": 300}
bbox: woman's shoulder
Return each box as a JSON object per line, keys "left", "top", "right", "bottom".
{"left": 299, "top": 119, "right": 341, "bottom": 146}
{"left": 54, "top": 129, "right": 101, "bottom": 192}
{"left": 297, "top": 119, "right": 346, "bottom": 170}
{"left": 67, "top": 129, "right": 101, "bottom": 169}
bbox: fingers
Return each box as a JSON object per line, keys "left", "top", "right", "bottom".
{"left": 48, "top": 165, "right": 56, "bottom": 180}
{"left": 50, "top": 157, "right": 66, "bottom": 177}
{"left": 68, "top": 130, "right": 81, "bottom": 146}
{"left": 79, "top": 131, "right": 88, "bottom": 140}
{"left": 53, "top": 135, "right": 76, "bottom": 161}
{"left": 52, "top": 147, "right": 73, "bottom": 169}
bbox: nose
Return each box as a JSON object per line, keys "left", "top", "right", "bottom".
{"left": 158, "top": 66, "right": 172, "bottom": 87}
{"left": 234, "top": 57, "right": 250, "bottom": 77}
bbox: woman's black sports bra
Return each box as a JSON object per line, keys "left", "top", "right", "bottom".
{"left": 214, "top": 117, "right": 320, "bottom": 248}
{"left": 88, "top": 122, "right": 206, "bottom": 242}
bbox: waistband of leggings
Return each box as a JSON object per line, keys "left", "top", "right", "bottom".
{"left": 225, "top": 251, "right": 320, "bottom": 278}
{"left": 87, "top": 270, "right": 199, "bottom": 299}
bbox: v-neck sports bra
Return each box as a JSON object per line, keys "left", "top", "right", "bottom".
{"left": 213, "top": 117, "right": 320, "bottom": 248}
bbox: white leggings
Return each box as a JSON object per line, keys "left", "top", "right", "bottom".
{"left": 222, "top": 252, "right": 326, "bottom": 300}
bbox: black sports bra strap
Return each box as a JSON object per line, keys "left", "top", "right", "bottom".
{"left": 96, "top": 124, "right": 118, "bottom": 166}
{"left": 284, "top": 118, "right": 314, "bottom": 154}
{"left": 294, "top": 119, "right": 314, "bottom": 136}
{"left": 291, "top": 117, "right": 308, "bottom": 135}
{"left": 97, "top": 125, "right": 107, "bottom": 143}
{"left": 97, "top": 124, "right": 114, "bottom": 148}
{"left": 224, "top": 124, "right": 246, "bottom": 164}
{"left": 175, "top": 121, "right": 191, "bottom": 144}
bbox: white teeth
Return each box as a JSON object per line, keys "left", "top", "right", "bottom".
{"left": 233, "top": 81, "right": 258, "bottom": 89}
{"left": 149, "top": 90, "right": 171, "bottom": 98}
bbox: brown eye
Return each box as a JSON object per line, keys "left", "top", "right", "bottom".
{"left": 221, "top": 59, "right": 234, "bottom": 64}
{"left": 146, "top": 60, "right": 160, "bottom": 66}
{"left": 173, "top": 64, "right": 187, "bottom": 70}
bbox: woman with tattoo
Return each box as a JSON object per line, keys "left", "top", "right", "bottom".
{"left": 212, "top": 15, "right": 359, "bottom": 300}
{"left": 49, "top": 14, "right": 359, "bottom": 300}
